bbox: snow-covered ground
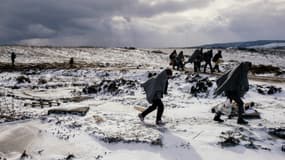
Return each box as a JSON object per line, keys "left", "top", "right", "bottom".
{"left": 0, "top": 46, "right": 284, "bottom": 160}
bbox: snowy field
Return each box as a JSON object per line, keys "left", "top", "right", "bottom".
{"left": 0, "top": 46, "right": 284, "bottom": 160}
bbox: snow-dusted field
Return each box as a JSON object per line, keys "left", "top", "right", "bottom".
{"left": 0, "top": 46, "right": 284, "bottom": 160}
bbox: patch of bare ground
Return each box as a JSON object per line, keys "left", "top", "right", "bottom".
{"left": 0, "top": 62, "right": 144, "bottom": 72}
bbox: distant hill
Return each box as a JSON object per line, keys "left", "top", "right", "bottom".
{"left": 195, "top": 40, "right": 285, "bottom": 49}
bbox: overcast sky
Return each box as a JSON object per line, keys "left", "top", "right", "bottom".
{"left": 0, "top": 0, "right": 284, "bottom": 48}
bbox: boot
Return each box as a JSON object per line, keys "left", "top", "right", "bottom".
{"left": 156, "top": 120, "right": 166, "bottom": 126}
{"left": 138, "top": 113, "right": 144, "bottom": 122}
{"left": 237, "top": 117, "right": 248, "bottom": 125}
{"left": 213, "top": 112, "right": 224, "bottom": 123}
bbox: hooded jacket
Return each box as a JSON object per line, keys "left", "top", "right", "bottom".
{"left": 214, "top": 62, "right": 251, "bottom": 97}
{"left": 203, "top": 50, "right": 213, "bottom": 62}
{"left": 188, "top": 49, "right": 202, "bottom": 63}
{"left": 212, "top": 52, "right": 222, "bottom": 62}
{"left": 142, "top": 69, "right": 169, "bottom": 103}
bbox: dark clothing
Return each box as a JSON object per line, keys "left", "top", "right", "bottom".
{"left": 214, "top": 62, "right": 251, "bottom": 97}
{"left": 141, "top": 99, "right": 164, "bottom": 122}
{"left": 194, "top": 61, "right": 201, "bottom": 72}
{"left": 69, "top": 57, "right": 74, "bottom": 66}
{"left": 214, "top": 62, "right": 252, "bottom": 117}
{"left": 189, "top": 49, "right": 203, "bottom": 72}
{"left": 196, "top": 50, "right": 202, "bottom": 72}
{"left": 188, "top": 49, "right": 201, "bottom": 63}
{"left": 169, "top": 50, "right": 177, "bottom": 60}
{"left": 213, "top": 64, "right": 220, "bottom": 72}
{"left": 203, "top": 50, "right": 213, "bottom": 62}
{"left": 225, "top": 91, "right": 244, "bottom": 116}
{"left": 204, "top": 62, "right": 213, "bottom": 73}
{"left": 176, "top": 52, "right": 185, "bottom": 70}
{"left": 142, "top": 69, "right": 169, "bottom": 103}
{"left": 212, "top": 51, "right": 222, "bottom": 72}
{"left": 169, "top": 50, "right": 177, "bottom": 69}
{"left": 203, "top": 50, "right": 213, "bottom": 73}
{"left": 141, "top": 69, "right": 171, "bottom": 122}
{"left": 212, "top": 52, "right": 222, "bottom": 62}
{"left": 11, "top": 52, "right": 16, "bottom": 66}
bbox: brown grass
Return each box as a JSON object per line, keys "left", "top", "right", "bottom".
{"left": 93, "top": 115, "right": 105, "bottom": 124}
{"left": 251, "top": 64, "right": 281, "bottom": 74}
{"left": 134, "top": 106, "right": 145, "bottom": 112}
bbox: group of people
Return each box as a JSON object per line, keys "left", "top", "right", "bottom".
{"left": 169, "top": 50, "right": 185, "bottom": 71}
{"left": 9, "top": 50, "right": 251, "bottom": 126}
{"left": 169, "top": 48, "right": 223, "bottom": 73}
{"left": 139, "top": 54, "right": 252, "bottom": 125}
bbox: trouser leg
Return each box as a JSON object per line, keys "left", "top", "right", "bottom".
{"left": 197, "top": 63, "right": 200, "bottom": 72}
{"left": 203, "top": 63, "right": 207, "bottom": 72}
{"left": 209, "top": 62, "right": 213, "bottom": 72}
{"left": 213, "top": 64, "right": 216, "bottom": 71}
{"left": 231, "top": 96, "right": 244, "bottom": 117}
{"left": 213, "top": 111, "right": 224, "bottom": 122}
{"left": 217, "top": 65, "right": 220, "bottom": 72}
{"left": 178, "top": 62, "right": 184, "bottom": 70}
{"left": 177, "top": 62, "right": 181, "bottom": 70}
{"left": 141, "top": 102, "right": 157, "bottom": 118}
{"left": 214, "top": 62, "right": 221, "bottom": 72}
{"left": 155, "top": 99, "right": 164, "bottom": 122}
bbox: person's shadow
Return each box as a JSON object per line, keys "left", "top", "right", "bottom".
{"left": 98, "top": 130, "right": 202, "bottom": 160}
{"left": 158, "top": 131, "right": 202, "bottom": 160}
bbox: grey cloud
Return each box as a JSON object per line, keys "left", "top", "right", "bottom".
{"left": 169, "top": 1, "right": 285, "bottom": 45}
{"left": 0, "top": 0, "right": 211, "bottom": 47}
{"left": 1, "top": 0, "right": 283, "bottom": 47}
{"left": 223, "top": 1, "right": 285, "bottom": 41}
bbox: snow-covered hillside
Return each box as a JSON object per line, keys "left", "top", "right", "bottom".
{"left": 0, "top": 46, "right": 284, "bottom": 160}
{"left": 250, "top": 43, "right": 285, "bottom": 48}
{"left": 197, "top": 40, "right": 285, "bottom": 49}
{"left": 0, "top": 46, "right": 168, "bottom": 68}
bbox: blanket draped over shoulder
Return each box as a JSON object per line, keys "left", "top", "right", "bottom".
{"left": 142, "top": 70, "right": 168, "bottom": 103}
{"left": 214, "top": 62, "right": 251, "bottom": 97}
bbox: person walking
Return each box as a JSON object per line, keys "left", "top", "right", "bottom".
{"left": 176, "top": 51, "right": 185, "bottom": 71}
{"left": 169, "top": 50, "right": 177, "bottom": 70}
{"left": 203, "top": 49, "right": 213, "bottom": 73}
{"left": 213, "top": 62, "right": 252, "bottom": 125}
{"left": 188, "top": 48, "right": 203, "bottom": 72}
{"left": 138, "top": 68, "right": 173, "bottom": 125}
{"left": 11, "top": 52, "right": 16, "bottom": 67}
{"left": 212, "top": 50, "right": 223, "bottom": 72}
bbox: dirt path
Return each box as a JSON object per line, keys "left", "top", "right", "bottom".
{"left": 0, "top": 62, "right": 144, "bottom": 72}
{"left": 183, "top": 68, "right": 285, "bottom": 83}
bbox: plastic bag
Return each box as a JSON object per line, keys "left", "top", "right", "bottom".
{"left": 218, "top": 99, "right": 232, "bottom": 115}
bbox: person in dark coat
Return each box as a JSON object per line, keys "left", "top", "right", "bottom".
{"left": 176, "top": 51, "right": 185, "bottom": 71}
{"left": 69, "top": 57, "right": 74, "bottom": 67}
{"left": 169, "top": 50, "right": 177, "bottom": 70}
{"left": 188, "top": 48, "right": 203, "bottom": 72}
{"left": 195, "top": 48, "right": 203, "bottom": 72}
{"left": 212, "top": 50, "right": 223, "bottom": 72}
{"left": 213, "top": 62, "right": 252, "bottom": 125}
{"left": 203, "top": 49, "right": 213, "bottom": 73}
{"left": 138, "top": 68, "right": 173, "bottom": 125}
{"left": 11, "top": 52, "right": 16, "bottom": 67}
